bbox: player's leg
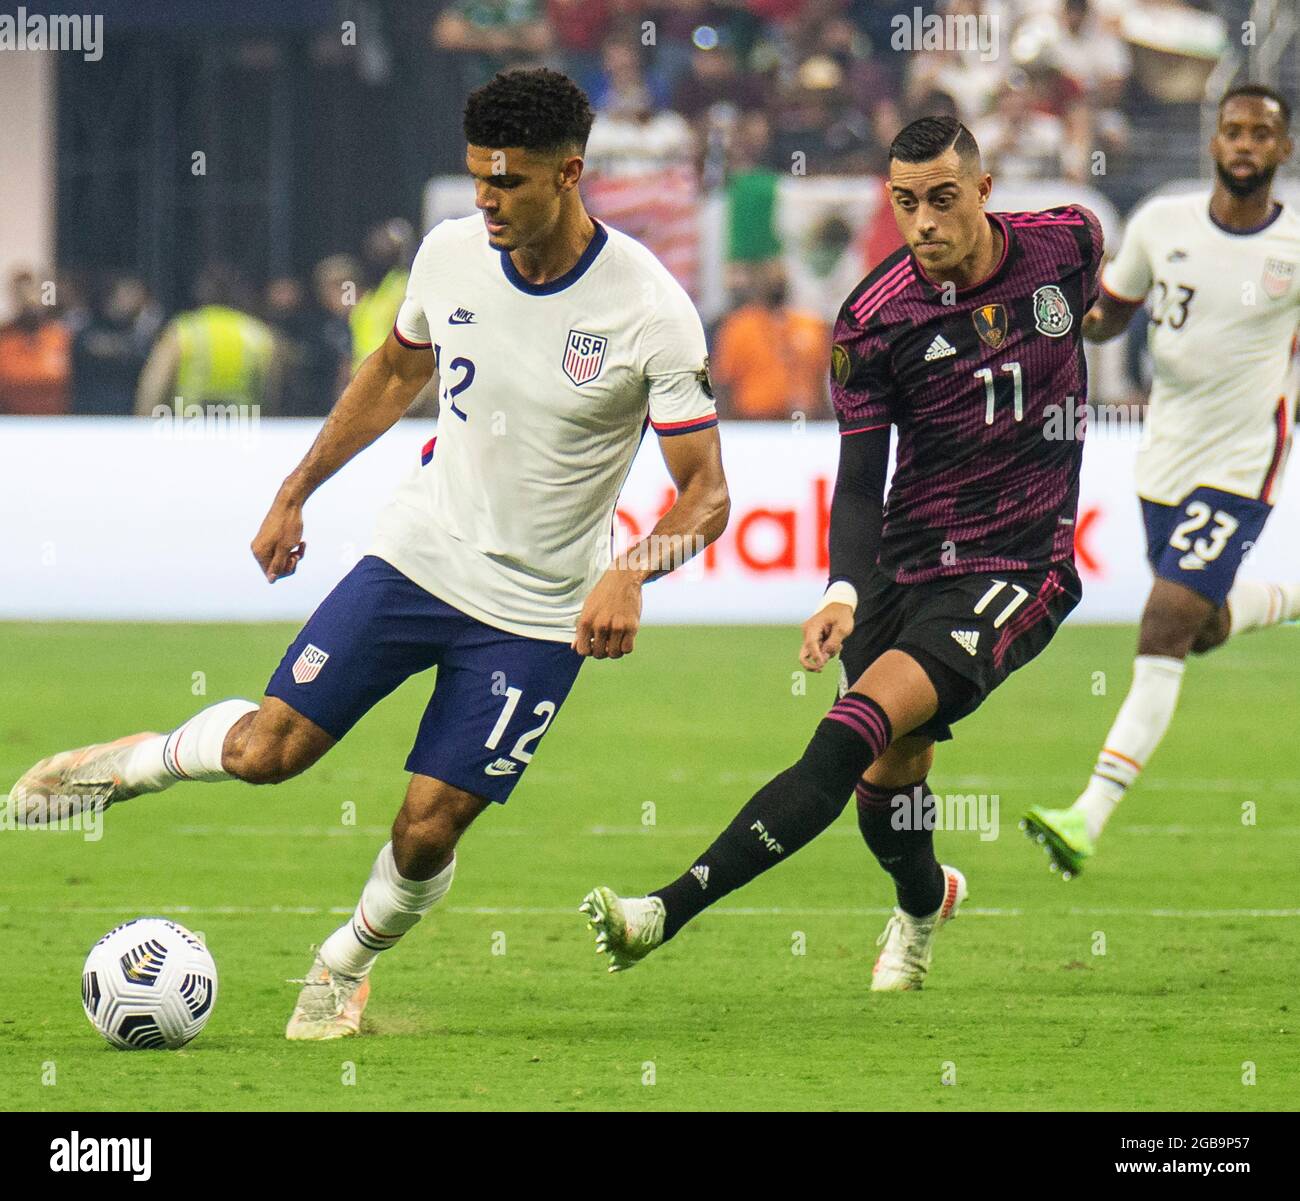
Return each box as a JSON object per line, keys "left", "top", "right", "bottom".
{"left": 6, "top": 556, "right": 440, "bottom": 825}
{"left": 286, "top": 774, "right": 490, "bottom": 1041}
{"left": 582, "top": 647, "right": 940, "bottom": 972}
{"left": 1042, "top": 489, "right": 1283, "bottom": 870}
{"left": 287, "top": 604, "right": 584, "bottom": 1038}
{"left": 857, "top": 737, "right": 943, "bottom": 917}
{"left": 856, "top": 737, "right": 966, "bottom": 991}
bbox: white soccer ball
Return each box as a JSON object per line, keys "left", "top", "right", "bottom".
{"left": 81, "top": 918, "right": 218, "bottom": 1050}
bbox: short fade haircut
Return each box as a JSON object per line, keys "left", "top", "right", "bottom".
{"left": 463, "top": 68, "right": 595, "bottom": 155}
{"left": 889, "top": 115, "right": 981, "bottom": 171}
{"left": 1219, "top": 83, "right": 1291, "bottom": 128}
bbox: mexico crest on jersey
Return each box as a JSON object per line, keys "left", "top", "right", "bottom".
{"left": 972, "top": 303, "right": 1008, "bottom": 348}
{"left": 1032, "top": 285, "right": 1073, "bottom": 337}
{"left": 292, "top": 644, "right": 329, "bottom": 685}
{"left": 562, "top": 329, "right": 607, "bottom": 386}
{"left": 1262, "top": 257, "right": 1295, "bottom": 299}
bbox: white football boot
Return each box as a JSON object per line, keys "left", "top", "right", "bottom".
{"left": 871, "top": 865, "right": 967, "bottom": 992}
{"left": 285, "top": 953, "right": 371, "bottom": 1040}
{"left": 6, "top": 732, "right": 160, "bottom": 825}
{"left": 580, "top": 886, "right": 666, "bottom": 973}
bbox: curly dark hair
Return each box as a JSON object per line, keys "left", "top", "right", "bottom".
{"left": 463, "top": 68, "right": 595, "bottom": 154}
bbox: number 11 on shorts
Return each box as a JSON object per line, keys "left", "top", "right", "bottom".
{"left": 973, "top": 579, "right": 1030, "bottom": 628}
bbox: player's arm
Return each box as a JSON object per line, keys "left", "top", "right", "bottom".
{"left": 800, "top": 425, "right": 889, "bottom": 672}
{"left": 573, "top": 425, "right": 730, "bottom": 660}
{"left": 1083, "top": 203, "right": 1149, "bottom": 344}
{"left": 251, "top": 330, "right": 434, "bottom": 582}
{"left": 1082, "top": 286, "right": 1144, "bottom": 344}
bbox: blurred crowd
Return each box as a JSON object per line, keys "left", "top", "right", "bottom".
{"left": 0, "top": 220, "right": 416, "bottom": 419}
{"left": 1, "top": 0, "right": 1232, "bottom": 420}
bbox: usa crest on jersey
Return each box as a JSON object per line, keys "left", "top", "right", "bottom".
{"left": 291, "top": 644, "right": 329, "bottom": 685}
{"left": 562, "top": 329, "right": 607, "bottom": 386}
{"left": 1262, "top": 257, "right": 1294, "bottom": 299}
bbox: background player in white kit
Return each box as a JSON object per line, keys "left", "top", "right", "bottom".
{"left": 1024, "top": 85, "right": 1300, "bottom": 876}
{"left": 8, "top": 69, "right": 729, "bottom": 1037}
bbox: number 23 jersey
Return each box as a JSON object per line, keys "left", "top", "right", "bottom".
{"left": 1102, "top": 191, "right": 1299, "bottom": 506}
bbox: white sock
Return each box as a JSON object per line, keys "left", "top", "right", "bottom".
{"left": 1228, "top": 581, "right": 1300, "bottom": 636}
{"left": 121, "top": 698, "right": 259, "bottom": 791}
{"left": 1072, "top": 655, "right": 1186, "bottom": 842}
{"left": 319, "top": 843, "right": 455, "bottom": 978}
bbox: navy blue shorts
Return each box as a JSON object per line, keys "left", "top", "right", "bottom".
{"left": 1141, "top": 486, "right": 1273, "bottom": 607}
{"left": 265, "top": 556, "right": 584, "bottom": 802}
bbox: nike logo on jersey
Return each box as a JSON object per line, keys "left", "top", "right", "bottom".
{"left": 1166, "top": 249, "right": 1188, "bottom": 262}
{"left": 950, "top": 629, "right": 980, "bottom": 656}
{"left": 448, "top": 308, "right": 477, "bottom": 325}
{"left": 924, "top": 333, "right": 957, "bottom": 362}
{"left": 484, "top": 757, "right": 519, "bottom": 776}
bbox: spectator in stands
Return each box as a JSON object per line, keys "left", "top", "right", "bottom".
{"left": 349, "top": 218, "right": 414, "bottom": 374}
{"left": 641, "top": 0, "right": 743, "bottom": 96}
{"left": 135, "top": 261, "right": 278, "bottom": 416}
{"left": 432, "top": 0, "right": 554, "bottom": 89}
{"left": 971, "top": 69, "right": 1073, "bottom": 181}
{"left": 547, "top": 0, "right": 614, "bottom": 88}
{"left": 670, "top": 38, "right": 766, "bottom": 126}
{"left": 0, "top": 268, "right": 71, "bottom": 416}
{"left": 712, "top": 260, "right": 830, "bottom": 420}
{"left": 263, "top": 258, "right": 357, "bottom": 417}
{"left": 904, "top": 0, "right": 1008, "bottom": 126}
{"left": 70, "top": 275, "right": 163, "bottom": 416}
{"left": 770, "top": 55, "right": 875, "bottom": 176}
{"left": 588, "top": 35, "right": 671, "bottom": 116}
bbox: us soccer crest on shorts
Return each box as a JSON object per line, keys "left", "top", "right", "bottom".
{"left": 562, "top": 329, "right": 607, "bottom": 386}
{"left": 291, "top": 644, "right": 329, "bottom": 684}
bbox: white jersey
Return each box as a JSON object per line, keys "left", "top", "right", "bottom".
{"left": 369, "top": 216, "right": 716, "bottom": 642}
{"left": 1102, "top": 191, "right": 1298, "bottom": 505}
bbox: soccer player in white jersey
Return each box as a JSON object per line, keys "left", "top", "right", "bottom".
{"left": 1024, "top": 85, "right": 1300, "bottom": 876}
{"left": 7, "top": 69, "right": 729, "bottom": 1038}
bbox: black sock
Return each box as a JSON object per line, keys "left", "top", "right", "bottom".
{"left": 653, "top": 693, "right": 892, "bottom": 940}
{"left": 855, "top": 778, "right": 945, "bottom": 917}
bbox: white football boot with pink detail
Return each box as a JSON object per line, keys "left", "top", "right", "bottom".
{"left": 871, "top": 865, "right": 967, "bottom": 992}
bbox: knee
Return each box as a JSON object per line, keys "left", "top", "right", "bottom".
{"left": 865, "top": 739, "right": 935, "bottom": 790}
{"left": 392, "top": 789, "right": 482, "bottom": 866}
{"left": 1190, "top": 608, "right": 1230, "bottom": 656}
{"left": 1137, "top": 605, "right": 1198, "bottom": 659}
{"left": 226, "top": 721, "right": 317, "bottom": 785}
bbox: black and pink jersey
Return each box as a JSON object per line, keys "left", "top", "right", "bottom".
{"left": 831, "top": 206, "right": 1104, "bottom": 583}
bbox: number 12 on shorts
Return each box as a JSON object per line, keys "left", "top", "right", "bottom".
{"left": 485, "top": 685, "right": 556, "bottom": 764}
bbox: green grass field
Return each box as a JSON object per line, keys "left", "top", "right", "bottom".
{"left": 1, "top": 621, "right": 1296, "bottom": 1111}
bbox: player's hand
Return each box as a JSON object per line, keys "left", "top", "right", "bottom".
{"left": 573, "top": 570, "right": 642, "bottom": 659}
{"left": 800, "top": 603, "right": 854, "bottom": 673}
{"left": 251, "top": 491, "right": 307, "bottom": 583}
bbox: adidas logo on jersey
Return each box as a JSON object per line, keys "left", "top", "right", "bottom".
{"left": 924, "top": 334, "right": 956, "bottom": 362}
{"left": 950, "top": 629, "right": 980, "bottom": 656}
{"left": 448, "top": 307, "right": 476, "bottom": 325}
{"left": 690, "top": 864, "right": 710, "bottom": 891}
{"left": 484, "top": 757, "right": 519, "bottom": 776}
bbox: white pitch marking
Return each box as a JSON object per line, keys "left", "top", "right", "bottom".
{"left": 6, "top": 905, "right": 1300, "bottom": 919}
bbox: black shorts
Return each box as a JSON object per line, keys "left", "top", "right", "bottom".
{"left": 839, "top": 562, "right": 1082, "bottom": 743}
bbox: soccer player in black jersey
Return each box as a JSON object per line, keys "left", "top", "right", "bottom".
{"left": 583, "top": 117, "right": 1104, "bottom": 989}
